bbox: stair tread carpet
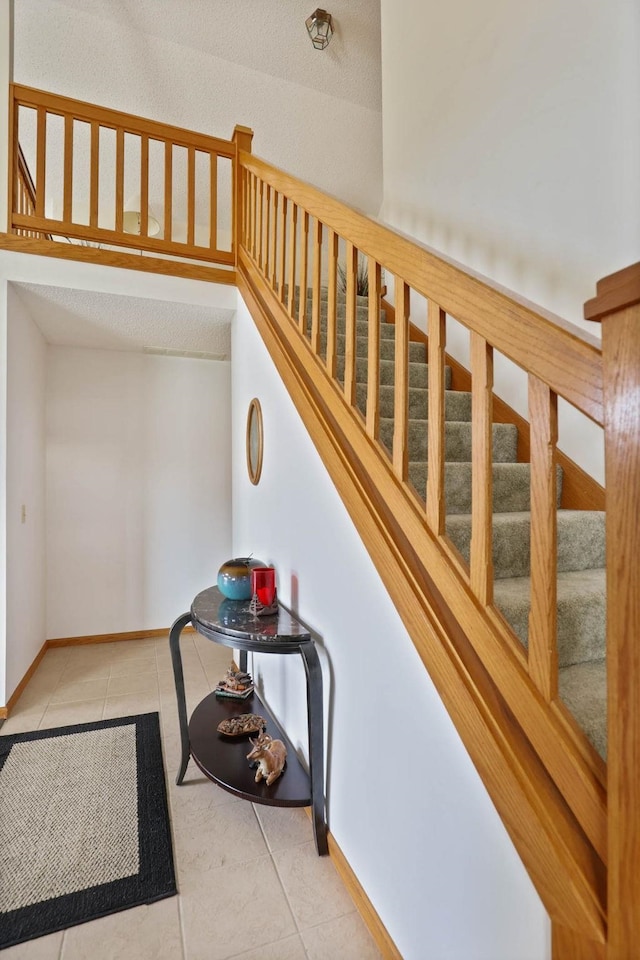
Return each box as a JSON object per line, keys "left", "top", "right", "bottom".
{"left": 494, "top": 568, "right": 606, "bottom": 666}
{"left": 408, "top": 462, "right": 563, "bottom": 514}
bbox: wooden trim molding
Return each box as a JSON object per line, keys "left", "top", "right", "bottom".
{"left": 1, "top": 628, "right": 196, "bottom": 716}
{"left": 47, "top": 626, "right": 195, "bottom": 647}
{"left": 0, "top": 233, "right": 236, "bottom": 285}
{"left": 552, "top": 923, "right": 606, "bottom": 960}
{"left": 1, "top": 640, "right": 49, "bottom": 718}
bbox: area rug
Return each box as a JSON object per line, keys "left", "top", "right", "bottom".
{"left": 0, "top": 713, "right": 176, "bottom": 950}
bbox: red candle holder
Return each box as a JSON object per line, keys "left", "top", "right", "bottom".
{"left": 250, "top": 567, "right": 278, "bottom": 615}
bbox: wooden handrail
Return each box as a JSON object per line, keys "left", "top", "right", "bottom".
{"left": 12, "top": 85, "right": 236, "bottom": 157}
{"left": 240, "top": 152, "right": 604, "bottom": 427}
{"left": 584, "top": 261, "right": 640, "bottom": 321}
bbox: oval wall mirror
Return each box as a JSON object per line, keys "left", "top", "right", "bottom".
{"left": 246, "top": 398, "right": 264, "bottom": 485}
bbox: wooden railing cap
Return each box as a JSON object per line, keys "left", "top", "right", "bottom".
{"left": 584, "top": 261, "right": 640, "bottom": 322}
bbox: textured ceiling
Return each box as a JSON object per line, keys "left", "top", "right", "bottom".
{"left": 15, "top": 0, "right": 380, "bottom": 110}
{"left": 12, "top": 283, "right": 233, "bottom": 358}
{"left": 14, "top": 0, "right": 382, "bottom": 113}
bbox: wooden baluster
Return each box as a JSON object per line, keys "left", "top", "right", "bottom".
{"left": 366, "top": 259, "right": 381, "bottom": 440}
{"left": 263, "top": 184, "right": 271, "bottom": 280}
{"left": 311, "top": 219, "right": 323, "bottom": 354}
{"left": 528, "top": 374, "right": 558, "bottom": 700}
{"left": 242, "top": 167, "right": 253, "bottom": 250}
{"left": 393, "top": 279, "right": 410, "bottom": 480}
{"left": 278, "top": 195, "right": 287, "bottom": 302}
{"left": 140, "top": 134, "right": 150, "bottom": 237}
{"left": 427, "top": 301, "right": 446, "bottom": 533}
{"left": 287, "top": 203, "right": 298, "bottom": 318}
{"left": 470, "top": 332, "right": 494, "bottom": 603}
{"left": 8, "top": 94, "right": 17, "bottom": 232}
{"left": 584, "top": 264, "right": 640, "bottom": 959}
{"left": 63, "top": 115, "right": 74, "bottom": 225}
{"left": 186, "top": 144, "right": 195, "bottom": 247}
{"left": 251, "top": 174, "right": 258, "bottom": 261}
{"left": 89, "top": 120, "right": 99, "bottom": 229}
{"left": 298, "top": 211, "right": 309, "bottom": 334}
{"left": 163, "top": 140, "right": 172, "bottom": 242}
{"left": 326, "top": 229, "right": 338, "bottom": 378}
{"left": 35, "top": 107, "right": 46, "bottom": 218}
{"left": 209, "top": 151, "right": 218, "bottom": 252}
{"left": 256, "top": 179, "right": 264, "bottom": 270}
{"left": 344, "top": 242, "right": 358, "bottom": 406}
{"left": 269, "top": 189, "right": 278, "bottom": 289}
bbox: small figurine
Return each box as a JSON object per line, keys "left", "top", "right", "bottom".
{"left": 246, "top": 731, "right": 287, "bottom": 786}
{"left": 215, "top": 667, "right": 254, "bottom": 700}
{"left": 249, "top": 592, "right": 278, "bottom": 617}
{"left": 217, "top": 714, "right": 266, "bottom": 737}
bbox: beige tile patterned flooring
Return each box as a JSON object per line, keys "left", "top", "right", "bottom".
{"left": 1, "top": 635, "right": 382, "bottom": 960}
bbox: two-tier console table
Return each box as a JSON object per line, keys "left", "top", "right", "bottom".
{"left": 169, "top": 586, "right": 327, "bottom": 855}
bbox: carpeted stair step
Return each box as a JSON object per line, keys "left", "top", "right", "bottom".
{"left": 325, "top": 332, "right": 426, "bottom": 363}
{"left": 357, "top": 384, "right": 472, "bottom": 422}
{"left": 493, "top": 567, "right": 606, "bottom": 665}
{"left": 446, "top": 509, "right": 606, "bottom": 580}
{"left": 339, "top": 357, "right": 449, "bottom": 389}
{"left": 379, "top": 418, "right": 519, "bottom": 463}
{"left": 408, "top": 462, "right": 563, "bottom": 514}
{"left": 559, "top": 659, "right": 607, "bottom": 759}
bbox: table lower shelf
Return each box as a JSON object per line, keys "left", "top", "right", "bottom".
{"left": 188, "top": 690, "right": 311, "bottom": 807}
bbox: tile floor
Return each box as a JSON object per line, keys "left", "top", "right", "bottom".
{"left": 1, "top": 634, "right": 383, "bottom": 960}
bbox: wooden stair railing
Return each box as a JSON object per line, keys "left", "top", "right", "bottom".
{"left": 236, "top": 152, "right": 616, "bottom": 954}
{"left": 3, "top": 85, "right": 252, "bottom": 284}
{"left": 4, "top": 85, "right": 638, "bottom": 956}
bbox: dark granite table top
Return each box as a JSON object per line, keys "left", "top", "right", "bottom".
{"left": 191, "top": 586, "right": 311, "bottom": 646}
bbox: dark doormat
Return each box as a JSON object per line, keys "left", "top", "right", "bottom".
{"left": 0, "top": 712, "right": 176, "bottom": 950}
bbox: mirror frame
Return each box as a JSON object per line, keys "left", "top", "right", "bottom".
{"left": 246, "top": 397, "right": 264, "bottom": 485}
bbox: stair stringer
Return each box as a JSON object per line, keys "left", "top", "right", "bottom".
{"left": 238, "top": 253, "right": 606, "bottom": 945}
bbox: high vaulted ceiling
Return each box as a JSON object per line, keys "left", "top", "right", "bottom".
{"left": 14, "top": 0, "right": 382, "bottom": 112}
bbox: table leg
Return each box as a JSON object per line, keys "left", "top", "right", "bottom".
{"left": 300, "top": 641, "right": 328, "bottom": 855}
{"left": 169, "top": 612, "right": 193, "bottom": 785}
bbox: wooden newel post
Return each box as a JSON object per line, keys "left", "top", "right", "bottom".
{"left": 585, "top": 262, "right": 640, "bottom": 959}
{"left": 232, "top": 124, "right": 253, "bottom": 265}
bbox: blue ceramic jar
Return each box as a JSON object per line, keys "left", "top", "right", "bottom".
{"left": 217, "top": 557, "right": 266, "bottom": 600}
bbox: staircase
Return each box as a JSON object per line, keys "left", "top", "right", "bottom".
{"left": 319, "top": 293, "right": 608, "bottom": 759}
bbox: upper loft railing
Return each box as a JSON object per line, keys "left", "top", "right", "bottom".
{"left": 5, "top": 84, "right": 253, "bottom": 282}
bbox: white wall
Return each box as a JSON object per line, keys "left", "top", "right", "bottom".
{"left": 46, "top": 347, "right": 231, "bottom": 638}
{"left": 0, "top": 0, "right": 13, "bottom": 233}
{"left": 232, "top": 296, "right": 550, "bottom": 960}
{"left": 0, "top": 282, "right": 8, "bottom": 702}
{"left": 5, "top": 284, "right": 46, "bottom": 696}
{"left": 380, "top": 0, "right": 640, "bottom": 482}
